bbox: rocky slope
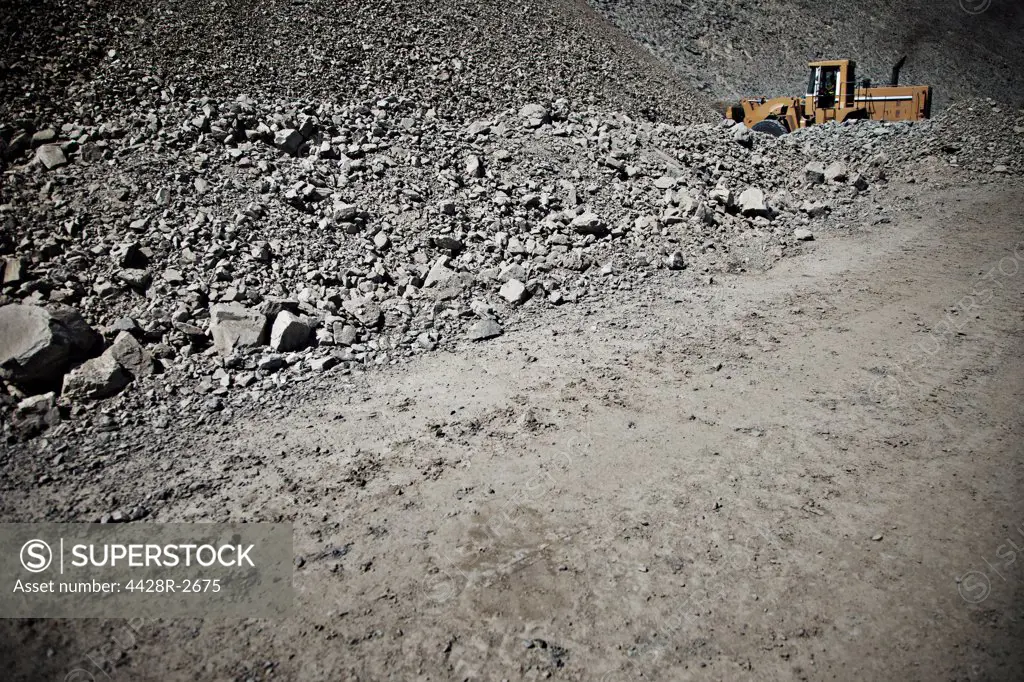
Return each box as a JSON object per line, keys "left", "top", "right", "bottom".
{"left": 1, "top": 0, "right": 1022, "bottom": 445}
{"left": 589, "top": 0, "right": 1024, "bottom": 109}
{"left": 0, "top": 0, "right": 712, "bottom": 126}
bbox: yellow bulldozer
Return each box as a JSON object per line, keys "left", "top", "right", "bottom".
{"left": 725, "top": 58, "right": 932, "bottom": 136}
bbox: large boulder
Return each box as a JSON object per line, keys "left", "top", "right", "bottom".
{"left": 269, "top": 311, "right": 312, "bottom": 352}
{"left": 738, "top": 187, "right": 770, "bottom": 217}
{"left": 36, "top": 145, "right": 68, "bottom": 170}
{"left": 209, "top": 303, "right": 269, "bottom": 355}
{"left": 499, "top": 279, "right": 528, "bottom": 304}
{"left": 61, "top": 350, "right": 131, "bottom": 400}
{"left": 0, "top": 304, "right": 101, "bottom": 390}
{"left": 274, "top": 129, "right": 304, "bottom": 156}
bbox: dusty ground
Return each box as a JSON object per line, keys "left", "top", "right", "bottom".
{"left": 3, "top": 177, "right": 1023, "bottom": 680}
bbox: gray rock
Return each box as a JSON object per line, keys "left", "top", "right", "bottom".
{"left": 851, "top": 173, "right": 869, "bottom": 191}
{"left": 274, "top": 128, "right": 304, "bottom": 156}
{"left": 805, "top": 162, "right": 826, "bottom": 184}
{"left": 570, "top": 212, "right": 608, "bottom": 236}
{"left": 48, "top": 306, "right": 104, "bottom": 358}
{"left": 31, "top": 129, "right": 57, "bottom": 146}
{"left": 117, "top": 269, "right": 152, "bottom": 290}
{"left": 333, "top": 203, "right": 358, "bottom": 222}
{"left": 666, "top": 251, "right": 686, "bottom": 270}
{"left": 431, "top": 235, "right": 464, "bottom": 255}
{"left": 519, "top": 103, "right": 550, "bottom": 120}
{"left": 467, "top": 319, "right": 503, "bottom": 341}
{"left": 709, "top": 186, "right": 732, "bottom": 207}
{"left": 342, "top": 298, "right": 383, "bottom": 328}
{"left": 2, "top": 256, "right": 24, "bottom": 285}
{"left": 824, "top": 161, "right": 848, "bottom": 183}
{"left": 333, "top": 323, "right": 359, "bottom": 345}
{"left": 732, "top": 124, "right": 753, "bottom": 147}
{"left": 62, "top": 350, "right": 132, "bottom": 400}
{"left": 117, "top": 243, "right": 149, "bottom": 268}
{"left": 674, "top": 188, "right": 696, "bottom": 213}
{"left": 308, "top": 356, "right": 339, "bottom": 373}
{"left": 424, "top": 256, "right": 456, "bottom": 287}
{"left": 499, "top": 279, "right": 528, "bottom": 304}
{"left": 416, "top": 331, "right": 439, "bottom": 350}
{"left": 738, "top": 187, "right": 769, "bottom": 217}
{"left": 794, "top": 228, "right": 815, "bottom": 241}
{"left": 209, "top": 303, "right": 268, "bottom": 355}
{"left": 258, "top": 354, "right": 286, "bottom": 372}
{"left": 270, "top": 311, "right": 312, "bottom": 352}
{"left": 110, "top": 318, "right": 140, "bottom": 334}
{"left": 10, "top": 391, "right": 60, "bottom": 439}
{"left": 0, "top": 304, "right": 101, "bottom": 389}
{"left": 162, "top": 268, "right": 185, "bottom": 285}
{"left": 108, "top": 331, "right": 154, "bottom": 378}
{"left": 466, "top": 120, "right": 491, "bottom": 137}
{"left": 466, "top": 154, "right": 483, "bottom": 178}
{"left": 36, "top": 145, "right": 68, "bottom": 170}
{"left": 800, "top": 201, "right": 830, "bottom": 218}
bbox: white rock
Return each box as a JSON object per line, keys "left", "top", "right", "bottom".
{"left": 732, "top": 124, "right": 753, "bottom": 146}
{"left": 270, "top": 311, "right": 312, "bottom": 352}
{"left": 36, "top": 145, "right": 68, "bottom": 169}
{"left": 519, "top": 103, "right": 549, "bottom": 120}
{"left": 738, "top": 187, "right": 769, "bottom": 217}
{"left": 499, "top": 279, "right": 528, "bottom": 304}
{"left": 824, "top": 161, "right": 848, "bottom": 183}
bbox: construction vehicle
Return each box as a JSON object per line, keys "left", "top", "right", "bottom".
{"left": 725, "top": 58, "right": 931, "bottom": 136}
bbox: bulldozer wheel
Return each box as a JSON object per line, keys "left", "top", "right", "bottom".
{"left": 751, "top": 119, "right": 788, "bottom": 137}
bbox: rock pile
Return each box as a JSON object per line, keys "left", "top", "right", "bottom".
{"left": 1, "top": 0, "right": 1022, "bottom": 442}
{"left": 0, "top": 0, "right": 711, "bottom": 128}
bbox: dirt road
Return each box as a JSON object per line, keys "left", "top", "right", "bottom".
{"left": 5, "top": 179, "right": 1023, "bottom": 680}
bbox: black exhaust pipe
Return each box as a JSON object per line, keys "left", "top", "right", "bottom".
{"left": 890, "top": 55, "right": 907, "bottom": 86}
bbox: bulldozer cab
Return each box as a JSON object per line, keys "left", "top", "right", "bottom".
{"left": 806, "top": 60, "right": 855, "bottom": 121}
